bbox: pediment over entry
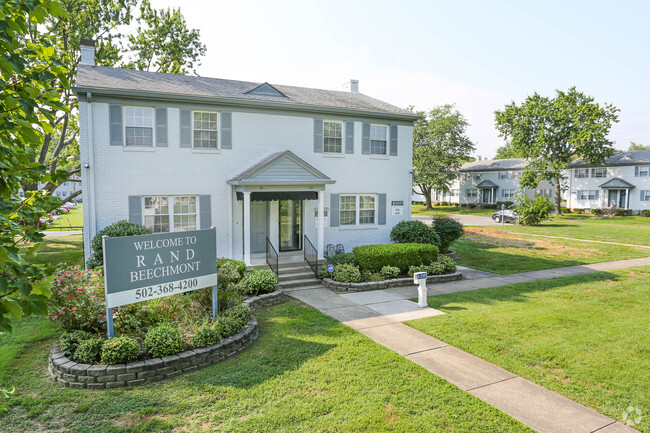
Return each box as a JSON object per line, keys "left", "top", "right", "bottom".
{"left": 228, "top": 150, "right": 335, "bottom": 186}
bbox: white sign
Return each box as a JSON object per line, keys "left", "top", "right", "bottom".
{"left": 392, "top": 206, "right": 404, "bottom": 216}
{"left": 315, "top": 208, "right": 329, "bottom": 228}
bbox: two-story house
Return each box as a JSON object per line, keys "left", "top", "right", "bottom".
{"left": 567, "top": 150, "right": 650, "bottom": 211}
{"left": 74, "top": 41, "right": 417, "bottom": 266}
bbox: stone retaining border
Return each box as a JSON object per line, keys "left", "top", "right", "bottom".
{"left": 49, "top": 290, "right": 287, "bottom": 389}
{"left": 322, "top": 271, "right": 463, "bottom": 292}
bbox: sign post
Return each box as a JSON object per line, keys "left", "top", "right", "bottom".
{"left": 102, "top": 228, "right": 218, "bottom": 338}
{"left": 327, "top": 263, "right": 335, "bottom": 279}
{"left": 413, "top": 271, "right": 428, "bottom": 308}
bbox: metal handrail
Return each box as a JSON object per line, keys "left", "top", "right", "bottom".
{"left": 265, "top": 237, "right": 279, "bottom": 276}
{"left": 303, "top": 235, "right": 318, "bottom": 277}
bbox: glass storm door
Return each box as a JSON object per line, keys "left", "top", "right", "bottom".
{"left": 619, "top": 190, "right": 626, "bottom": 208}
{"left": 608, "top": 190, "right": 617, "bottom": 207}
{"left": 279, "top": 200, "right": 302, "bottom": 251}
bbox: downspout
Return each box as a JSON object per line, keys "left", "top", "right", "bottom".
{"left": 86, "top": 92, "right": 97, "bottom": 262}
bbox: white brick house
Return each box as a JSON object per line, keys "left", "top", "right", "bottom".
{"left": 74, "top": 44, "right": 416, "bottom": 265}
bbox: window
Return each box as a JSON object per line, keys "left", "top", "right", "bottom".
{"left": 466, "top": 189, "right": 478, "bottom": 198}
{"left": 323, "top": 121, "right": 343, "bottom": 153}
{"left": 370, "top": 124, "right": 387, "bottom": 155}
{"left": 498, "top": 172, "right": 507, "bottom": 179}
{"left": 503, "top": 189, "right": 517, "bottom": 198}
{"left": 536, "top": 189, "right": 551, "bottom": 197}
{"left": 591, "top": 167, "right": 607, "bottom": 178}
{"left": 193, "top": 111, "right": 218, "bottom": 148}
{"left": 575, "top": 168, "right": 589, "bottom": 178}
{"left": 125, "top": 106, "right": 154, "bottom": 147}
{"left": 473, "top": 174, "right": 482, "bottom": 181}
{"left": 577, "top": 190, "right": 598, "bottom": 200}
{"left": 641, "top": 190, "right": 650, "bottom": 201}
{"left": 340, "top": 194, "right": 376, "bottom": 225}
{"left": 509, "top": 171, "right": 520, "bottom": 179}
{"left": 451, "top": 189, "right": 459, "bottom": 197}
{"left": 144, "top": 196, "right": 197, "bottom": 233}
{"left": 637, "top": 165, "right": 650, "bottom": 177}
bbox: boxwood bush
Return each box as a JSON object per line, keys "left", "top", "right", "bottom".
{"left": 74, "top": 337, "right": 105, "bottom": 364}
{"left": 591, "top": 208, "right": 603, "bottom": 215}
{"left": 87, "top": 221, "right": 151, "bottom": 268}
{"left": 642, "top": 210, "right": 650, "bottom": 217}
{"left": 615, "top": 208, "right": 631, "bottom": 216}
{"left": 432, "top": 216, "right": 464, "bottom": 253}
{"left": 239, "top": 269, "right": 278, "bottom": 296}
{"left": 379, "top": 265, "right": 400, "bottom": 279}
{"left": 60, "top": 330, "right": 93, "bottom": 358}
{"left": 143, "top": 325, "right": 185, "bottom": 358}
{"left": 353, "top": 243, "right": 439, "bottom": 273}
{"left": 100, "top": 336, "right": 140, "bottom": 364}
{"left": 219, "top": 304, "right": 251, "bottom": 338}
{"left": 390, "top": 220, "right": 440, "bottom": 245}
{"left": 332, "top": 263, "right": 361, "bottom": 283}
{"left": 192, "top": 321, "right": 223, "bottom": 348}
{"left": 328, "top": 253, "right": 358, "bottom": 266}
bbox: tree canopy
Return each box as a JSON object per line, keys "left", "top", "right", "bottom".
{"left": 494, "top": 87, "right": 619, "bottom": 214}
{"left": 628, "top": 142, "right": 650, "bottom": 151}
{"left": 412, "top": 105, "right": 475, "bottom": 209}
{"left": 493, "top": 141, "right": 524, "bottom": 159}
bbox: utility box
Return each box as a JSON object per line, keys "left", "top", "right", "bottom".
{"left": 413, "top": 272, "right": 428, "bottom": 308}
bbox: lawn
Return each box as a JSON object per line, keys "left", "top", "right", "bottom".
{"left": 406, "top": 268, "right": 650, "bottom": 432}
{"left": 491, "top": 215, "right": 650, "bottom": 246}
{"left": 21, "top": 234, "right": 84, "bottom": 267}
{"left": 411, "top": 204, "right": 495, "bottom": 216}
{"left": 0, "top": 301, "right": 534, "bottom": 433}
{"left": 46, "top": 203, "right": 83, "bottom": 231}
{"left": 454, "top": 227, "right": 650, "bottom": 274}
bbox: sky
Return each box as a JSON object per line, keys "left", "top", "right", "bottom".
{"left": 149, "top": 0, "right": 650, "bottom": 159}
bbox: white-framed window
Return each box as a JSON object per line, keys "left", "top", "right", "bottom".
{"left": 577, "top": 190, "right": 598, "bottom": 200}
{"left": 536, "top": 189, "right": 551, "bottom": 197}
{"left": 466, "top": 189, "right": 478, "bottom": 198}
{"left": 473, "top": 174, "right": 482, "bottom": 181}
{"left": 641, "top": 190, "right": 650, "bottom": 201}
{"left": 323, "top": 120, "right": 343, "bottom": 153}
{"left": 575, "top": 168, "right": 589, "bottom": 178}
{"left": 193, "top": 111, "right": 219, "bottom": 149}
{"left": 125, "top": 106, "right": 154, "bottom": 147}
{"left": 451, "top": 189, "right": 459, "bottom": 197}
{"left": 463, "top": 174, "right": 472, "bottom": 181}
{"left": 509, "top": 171, "right": 520, "bottom": 179}
{"left": 503, "top": 189, "right": 517, "bottom": 198}
{"left": 591, "top": 167, "right": 607, "bottom": 178}
{"left": 637, "top": 165, "right": 650, "bottom": 177}
{"left": 498, "top": 172, "right": 507, "bottom": 180}
{"left": 144, "top": 195, "right": 197, "bottom": 233}
{"left": 370, "top": 124, "right": 388, "bottom": 155}
{"left": 340, "top": 194, "right": 376, "bottom": 225}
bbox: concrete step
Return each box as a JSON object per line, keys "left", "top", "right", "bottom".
{"left": 280, "top": 278, "right": 322, "bottom": 289}
{"left": 282, "top": 283, "right": 324, "bottom": 292}
{"left": 279, "top": 271, "right": 316, "bottom": 282}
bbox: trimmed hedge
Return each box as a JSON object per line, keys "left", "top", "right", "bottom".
{"left": 432, "top": 216, "right": 464, "bottom": 253}
{"left": 353, "top": 243, "right": 439, "bottom": 273}
{"left": 87, "top": 220, "right": 151, "bottom": 268}
{"left": 390, "top": 220, "right": 440, "bottom": 245}
{"left": 143, "top": 326, "right": 185, "bottom": 358}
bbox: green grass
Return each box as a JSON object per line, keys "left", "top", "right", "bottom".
{"left": 491, "top": 215, "right": 650, "bottom": 246}
{"left": 412, "top": 204, "right": 495, "bottom": 216}
{"left": 46, "top": 203, "right": 83, "bottom": 231}
{"left": 0, "top": 302, "right": 534, "bottom": 433}
{"left": 406, "top": 268, "right": 650, "bottom": 432}
{"left": 22, "top": 234, "right": 84, "bottom": 267}
{"left": 454, "top": 227, "right": 650, "bottom": 274}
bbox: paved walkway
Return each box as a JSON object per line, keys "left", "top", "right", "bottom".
{"left": 285, "top": 257, "right": 650, "bottom": 433}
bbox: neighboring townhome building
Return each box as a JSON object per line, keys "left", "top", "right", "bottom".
{"left": 74, "top": 41, "right": 416, "bottom": 266}
{"left": 430, "top": 158, "right": 556, "bottom": 205}
{"left": 567, "top": 150, "right": 650, "bottom": 211}
{"left": 18, "top": 177, "right": 82, "bottom": 202}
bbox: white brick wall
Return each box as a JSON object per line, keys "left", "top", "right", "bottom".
{"left": 567, "top": 165, "right": 650, "bottom": 210}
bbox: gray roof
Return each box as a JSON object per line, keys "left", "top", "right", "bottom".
{"left": 570, "top": 150, "right": 650, "bottom": 168}
{"left": 476, "top": 179, "right": 499, "bottom": 188}
{"left": 599, "top": 178, "right": 636, "bottom": 189}
{"left": 74, "top": 65, "right": 417, "bottom": 120}
{"left": 461, "top": 158, "right": 527, "bottom": 172}
{"left": 228, "top": 150, "right": 334, "bottom": 185}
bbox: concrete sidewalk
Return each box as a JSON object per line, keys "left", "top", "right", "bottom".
{"left": 285, "top": 258, "right": 648, "bottom": 433}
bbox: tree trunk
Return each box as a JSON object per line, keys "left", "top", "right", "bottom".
{"left": 421, "top": 185, "right": 433, "bottom": 210}
{"left": 555, "top": 178, "right": 563, "bottom": 215}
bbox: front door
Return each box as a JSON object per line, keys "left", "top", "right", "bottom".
{"left": 619, "top": 190, "right": 627, "bottom": 208}
{"left": 279, "top": 200, "right": 302, "bottom": 251}
{"left": 482, "top": 189, "right": 491, "bottom": 203}
{"left": 608, "top": 190, "right": 618, "bottom": 208}
{"left": 250, "top": 201, "right": 268, "bottom": 253}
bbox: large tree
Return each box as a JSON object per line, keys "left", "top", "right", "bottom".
{"left": 24, "top": 0, "right": 206, "bottom": 206}
{"left": 628, "top": 142, "right": 649, "bottom": 151}
{"left": 493, "top": 141, "right": 524, "bottom": 159}
{"left": 412, "top": 105, "right": 476, "bottom": 209}
{"left": 494, "top": 87, "right": 619, "bottom": 214}
{"left": 1, "top": 0, "right": 69, "bottom": 332}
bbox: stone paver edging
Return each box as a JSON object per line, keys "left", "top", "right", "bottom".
{"left": 322, "top": 271, "right": 463, "bottom": 292}
{"left": 49, "top": 291, "right": 287, "bottom": 389}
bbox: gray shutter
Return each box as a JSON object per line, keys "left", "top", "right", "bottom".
{"left": 362, "top": 123, "right": 370, "bottom": 155}
{"left": 345, "top": 121, "right": 354, "bottom": 154}
{"left": 329, "top": 194, "right": 339, "bottom": 227}
{"left": 221, "top": 112, "right": 232, "bottom": 149}
{"left": 378, "top": 193, "right": 387, "bottom": 225}
{"left": 128, "top": 196, "right": 142, "bottom": 224}
{"left": 635, "top": 166, "right": 640, "bottom": 177}
{"left": 180, "top": 109, "right": 192, "bottom": 148}
{"left": 155, "top": 107, "right": 168, "bottom": 147}
{"left": 389, "top": 125, "right": 398, "bottom": 156}
{"left": 641, "top": 190, "right": 645, "bottom": 201}
{"left": 313, "top": 119, "right": 323, "bottom": 153}
{"left": 594, "top": 190, "right": 599, "bottom": 200}
{"left": 109, "top": 104, "right": 123, "bottom": 146}
{"left": 199, "top": 195, "right": 211, "bottom": 229}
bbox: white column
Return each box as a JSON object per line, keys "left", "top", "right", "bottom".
{"left": 626, "top": 189, "right": 630, "bottom": 209}
{"left": 317, "top": 191, "right": 325, "bottom": 259}
{"left": 243, "top": 191, "right": 251, "bottom": 265}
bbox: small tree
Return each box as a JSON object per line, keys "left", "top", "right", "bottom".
{"left": 514, "top": 194, "right": 553, "bottom": 226}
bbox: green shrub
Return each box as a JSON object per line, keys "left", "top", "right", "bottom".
{"left": 143, "top": 326, "right": 185, "bottom": 358}
{"left": 496, "top": 201, "right": 514, "bottom": 208}
{"left": 219, "top": 304, "right": 251, "bottom": 338}
{"left": 468, "top": 204, "right": 476, "bottom": 209}
{"left": 192, "top": 321, "right": 223, "bottom": 348}
{"left": 87, "top": 220, "right": 151, "bottom": 268}
{"left": 353, "top": 243, "right": 439, "bottom": 273}
{"left": 641, "top": 210, "right": 650, "bottom": 217}
{"left": 561, "top": 207, "right": 572, "bottom": 214}
{"left": 483, "top": 204, "right": 498, "bottom": 209}
{"left": 332, "top": 263, "right": 361, "bottom": 283}
{"left": 379, "top": 265, "right": 400, "bottom": 279}
{"left": 408, "top": 264, "right": 432, "bottom": 277}
{"left": 114, "top": 302, "right": 159, "bottom": 335}
{"left": 432, "top": 216, "right": 464, "bottom": 253}
{"left": 440, "top": 201, "right": 449, "bottom": 206}
{"left": 573, "top": 208, "right": 584, "bottom": 214}
{"left": 74, "top": 337, "right": 105, "bottom": 364}
{"left": 328, "top": 253, "right": 358, "bottom": 266}
{"left": 60, "top": 330, "right": 93, "bottom": 358}
{"left": 615, "top": 208, "right": 630, "bottom": 216}
{"left": 430, "top": 255, "right": 457, "bottom": 275}
{"left": 318, "top": 264, "right": 331, "bottom": 279}
{"left": 100, "top": 336, "right": 140, "bottom": 364}
{"left": 390, "top": 220, "right": 440, "bottom": 245}
{"left": 591, "top": 208, "right": 603, "bottom": 215}
{"left": 239, "top": 269, "right": 278, "bottom": 296}
{"left": 514, "top": 194, "right": 553, "bottom": 225}
{"left": 217, "top": 258, "right": 247, "bottom": 277}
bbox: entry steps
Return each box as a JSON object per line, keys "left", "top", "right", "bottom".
{"left": 252, "top": 261, "right": 322, "bottom": 291}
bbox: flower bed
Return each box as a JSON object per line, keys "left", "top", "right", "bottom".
{"left": 322, "top": 271, "right": 463, "bottom": 292}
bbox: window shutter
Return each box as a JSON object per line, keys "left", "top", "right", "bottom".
{"left": 641, "top": 190, "right": 645, "bottom": 201}
{"left": 362, "top": 122, "right": 370, "bottom": 154}
{"left": 329, "top": 194, "right": 339, "bottom": 227}
{"left": 109, "top": 104, "right": 123, "bottom": 146}
{"left": 389, "top": 125, "right": 398, "bottom": 156}
{"left": 313, "top": 119, "right": 323, "bottom": 153}
{"left": 345, "top": 121, "right": 354, "bottom": 154}
{"left": 199, "top": 195, "right": 211, "bottom": 229}
{"left": 180, "top": 109, "right": 192, "bottom": 148}
{"left": 378, "top": 194, "right": 387, "bottom": 225}
{"left": 594, "top": 190, "right": 599, "bottom": 200}
{"left": 221, "top": 112, "right": 232, "bottom": 149}
{"left": 635, "top": 166, "right": 640, "bottom": 177}
{"left": 155, "top": 108, "right": 168, "bottom": 147}
{"left": 128, "top": 196, "right": 142, "bottom": 224}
